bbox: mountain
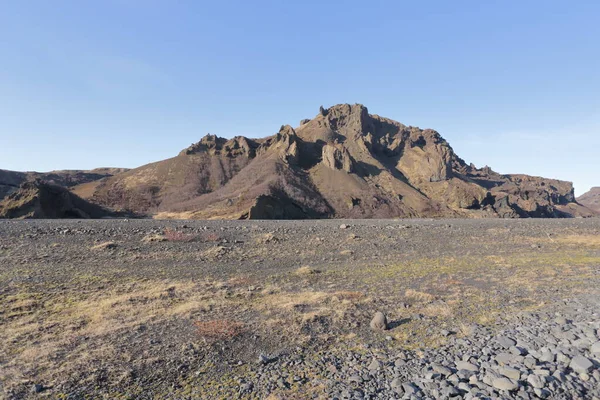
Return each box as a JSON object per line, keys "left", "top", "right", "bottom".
{"left": 577, "top": 188, "right": 600, "bottom": 213}
{"left": 0, "top": 168, "right": 128, "bottom": 201}
{"left": 77, "top": 104, "right": 591, "bottom": 219}
{"left": 0, "top": 180, "right": 119, "bottom": 219}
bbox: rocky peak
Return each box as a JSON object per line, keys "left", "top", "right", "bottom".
{"left": 181, "top": 134, "right": 257, "bottom": 158}
{"left": 181, "top": 134, "right": 225, "bottom": 155}
{"left": 322, "top": 104, "right": 372, "bottom": 138}
{"left": 265, "top": 125, "right": 299, "bottom": 165}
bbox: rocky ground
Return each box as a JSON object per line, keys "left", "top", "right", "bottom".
{"left": 1, "top": 218, "right": 600, "bottom": 399}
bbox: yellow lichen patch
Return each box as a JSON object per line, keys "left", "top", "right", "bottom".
{"left": 553, "top": 235, "right": 600, "bottom": 247}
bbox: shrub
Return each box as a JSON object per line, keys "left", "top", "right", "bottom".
{"left": 163, "top": 228, "right": 197, "bottom": 242}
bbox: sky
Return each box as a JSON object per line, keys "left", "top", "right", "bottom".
{"left": 1, "top": 1, "right": 598, "bottom": 196}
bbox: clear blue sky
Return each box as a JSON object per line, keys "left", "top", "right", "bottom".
{"left": 1, "top": 1, "right": 598, "bottom": 195}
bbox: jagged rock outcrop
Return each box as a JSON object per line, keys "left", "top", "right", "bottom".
{"left": 577, "top": 188, "right": 600, "bottom": 214}
{"left": 0, "top": 181, "right": 118, "bottom": 219}
{"left": 271, "top": 125, "right": 299, "bottom": 165}
{"left": 181, "top": 134, "right": 258, "bottom": 158}
{"left": 322, "top": 144, "right": 354, "bottom": 172}
{"left": 396, "top": 130, "right": 453, "bottom": 184}
{"left": 61, "top": 103, "right": 591, "bottom": 220}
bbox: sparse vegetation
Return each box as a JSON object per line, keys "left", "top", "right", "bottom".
{"left": 2, "top": 219, "right": 600, "bottom": 398}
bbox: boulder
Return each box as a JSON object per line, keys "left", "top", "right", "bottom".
{"left": 370, "top": 312, "right": 388, "bottom": 330}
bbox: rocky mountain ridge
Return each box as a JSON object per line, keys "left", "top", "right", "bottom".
{"left": 75, "top": 104, "right": 593, "bottom": 219}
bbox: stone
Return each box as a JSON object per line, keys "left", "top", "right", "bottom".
{"left": 591, "top": 341, "right": 600, "bottom": 354}
{"left": 432, "top": 364, "right": 452, "bottom": 376}
{"left": 534, "top": 388, "right": 551, "bottom": 399}
{"left": 394, "top": 358, "right": 406, "bottom": 367}
{"left": 370, "top": 312, "right": 388, "bottom": 330}
{"left": 402, "top": 382, "right": 419, "bottom": 396}
{"left": 456, "top": 361, "right": 478, "bottom": 372}
{"left": 258, "top": 354, "right": 270, "bottom": 364}
{"left": 495, "top": 353, "right": 516, "bottom": 365}
{"left": 570, "top": 355, "right": 593, "bottom": 373}
{"left": 498, "top": 366, "right": 520, "bottom": 380}
{"left": 368, "top": 359, "right": 382, "bottom": 371}
{"left": 492, "top": 377, "right": 518, "bottom": 391}
{"left": 32, "top": 384, "right": 44, "bottom": 394}
{"left": 391, "top": 377, "right": 403, "bottom": 390}
{"left": 497, "top": 335, "right": 517, "bottom": 348}
{"left": 527, "top": 374, "right": 545, "bottom": 389}
{"left": 241, "top": 382, "right": 254, "bottom": 392}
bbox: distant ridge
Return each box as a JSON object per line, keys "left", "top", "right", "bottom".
{"left": 0, "top": 180, "right": 119, "bottom": 219}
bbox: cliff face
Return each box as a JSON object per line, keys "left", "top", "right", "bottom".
{"left": 21, "top": 104, "right": 590, "bottom": 220}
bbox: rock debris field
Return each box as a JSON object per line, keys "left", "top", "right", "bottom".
{"left": 1, "top": 218, "right": 600, "bottom": 399}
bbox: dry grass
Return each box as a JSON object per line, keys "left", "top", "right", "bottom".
{"left": 90, "top": 241, "right": 117, "bottom": 250}
{"left": 404, "top": 289, "right": 435, "bottom": 303}
{"left": 294, "top": 266, "right": 321, "bottom": 276}
{"left": 421, "top": 301, "right": 453, "bottom": 317}
{"left": 203, "top": 245, "right": 228, "bottom": 258}
{"left": 0, "top": 280, "right": 222, "bottom": 387}
{"left": 553, "top": 235, "right": 600, "bottom": 247}
{"left": 256, "top": 232, "right": 278, "bottom": 244}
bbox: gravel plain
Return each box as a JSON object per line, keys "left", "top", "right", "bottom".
{"left": 1, "top": 218, "right": 600, "bottom": 399}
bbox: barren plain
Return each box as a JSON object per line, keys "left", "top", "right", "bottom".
{"left": 1, "top": 219, "right": 600, "bottom": 399}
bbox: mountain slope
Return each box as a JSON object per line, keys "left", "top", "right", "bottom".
{"left": 78, "top": 104, "right": 589, "bottom": 219}
{"left": 577, "top": 188, "right": 600, "bottom": 213}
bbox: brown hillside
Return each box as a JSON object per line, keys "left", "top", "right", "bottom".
{"left": 577, "top": 187, "right": 600, "bottom": 214}
{"left": 80, "top": 104, "right": 590, "bottom": 219}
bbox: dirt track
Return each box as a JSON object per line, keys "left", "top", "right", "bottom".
{"left": 1, "top": 219, "right": 600, "bottom": 399}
